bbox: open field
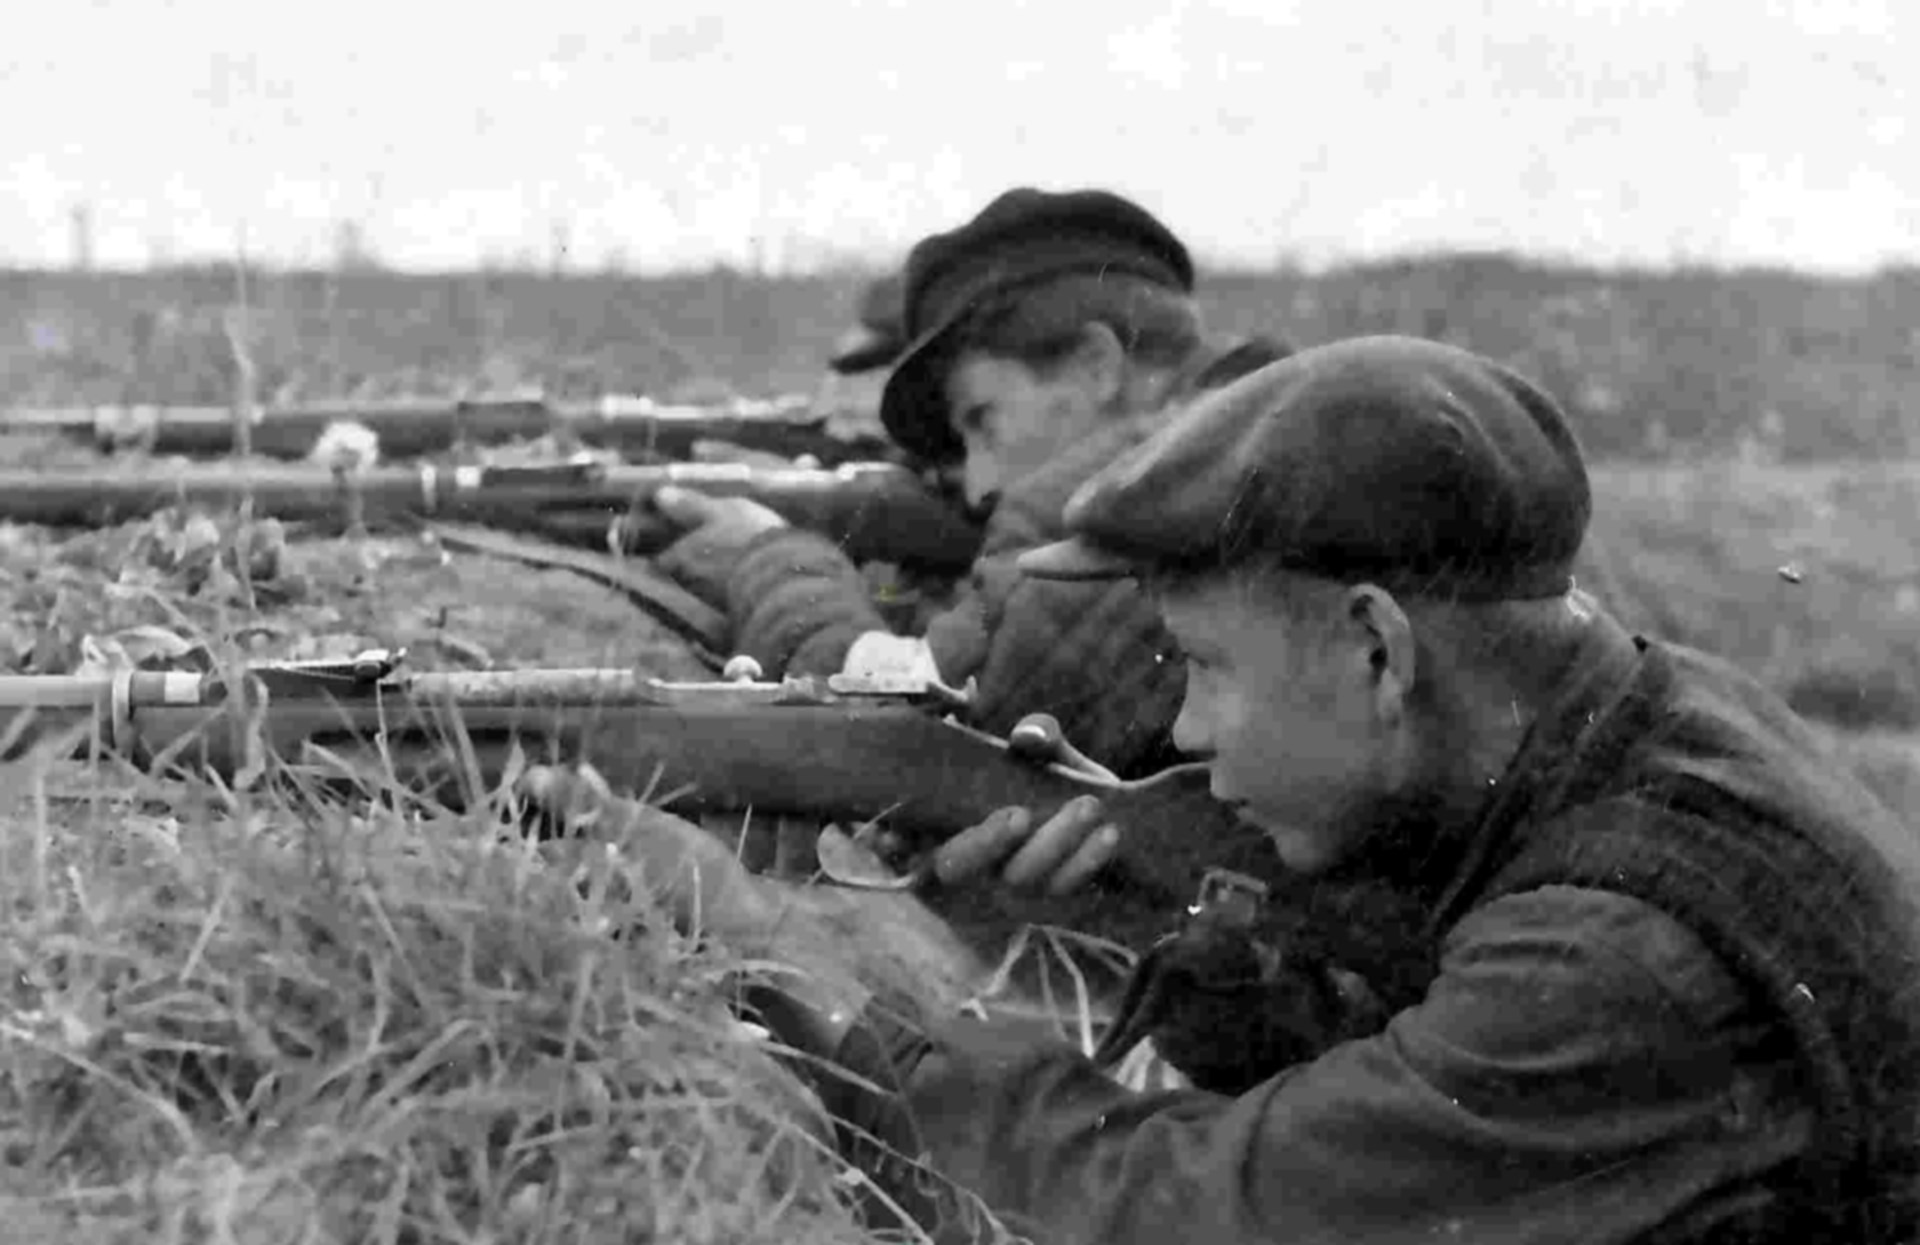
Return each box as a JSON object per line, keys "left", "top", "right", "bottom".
{"left": 1583, "top": 458, "right": 1920, "bottom": 820}
{"left": 1588, "top": 458, "right": 1920, "bottom": 735}
{"left": 1, "top": 260, "right": 1917, "bottom": 1239}
{"left": 7, "top": 255, "right": 1920, "bottom": 462}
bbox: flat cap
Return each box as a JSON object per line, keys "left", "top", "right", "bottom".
{"left": 1019, "top": 336, "right": 1591, "bottom": 601}
{"left": 1191, "top": 332, "right": 1296, "bottom": 390}
{"left": 827, "top": 273, "right": 906, "bottom": 375}
{"left": 881, "top": 188, "right": 1194, "bottom": 463}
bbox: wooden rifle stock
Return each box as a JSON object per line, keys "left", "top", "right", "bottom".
{"left": 0, "top": 653, "right": 1273, "bottom": 937}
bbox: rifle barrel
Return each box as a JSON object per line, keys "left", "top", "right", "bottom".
{"left": 0, "top": 661, "right": 1282, "bottom": 955}
{"left": 0, "top": 460, "right": 982, "bottom": 568}
{"left": 3, "top": 663, "right": 1243, "bottom": 877}
{"left": 1, "top": 396, "right": 893, "bottom": 465}
{"left": 0, "top": 674, "right": 117, "bottom": 709}
{"left": 0, "top": 670, "right": 205, "bottom": 759}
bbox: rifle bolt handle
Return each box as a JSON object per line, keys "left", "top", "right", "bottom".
{"left": 723, "top": 654, "right": 765, "bottom": 684}
{"left": 1009, "top": 712, "right": 1064, "bottom": 760}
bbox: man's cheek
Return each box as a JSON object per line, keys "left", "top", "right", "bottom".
{"left": 1209, "top": 702, "right": 1261, "bottom": 775}
{"left": 1212, "top": 719, "right": 1286, "bottom": 816}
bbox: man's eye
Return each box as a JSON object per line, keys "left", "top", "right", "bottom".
{"left": 958, "top": 404, "right": 991, "bottom": 434}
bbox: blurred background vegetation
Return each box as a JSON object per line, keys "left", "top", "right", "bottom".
{"left": 6, "top": 256, "right": 1919, "bottom": 464}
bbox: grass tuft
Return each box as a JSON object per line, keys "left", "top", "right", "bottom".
{"left": 0, "top": 740, "right": 896, "bottom": 1243}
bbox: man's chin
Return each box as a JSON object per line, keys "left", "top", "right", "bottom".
{"left": 1237, "top": 809, "right": 1338, "bottom": 876}
{"left": 1256, "top": 791, "right": 1453, "bottom": 890}
{"left": 1271, "top": 839, "right": 1339, "bottom": 876}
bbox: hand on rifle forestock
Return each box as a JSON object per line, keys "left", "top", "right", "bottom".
{"left": 943, "top": 711, "right": 1124, "bottom": 895}
{"left": 818, "top": 713, "right": 1124, "bottom": 898}
{"left": 913, "top": 795, "right": 1120, "bottom": 897}
{"left": 649, "top": 485, "right": 790, "bottom": 606}
{"left": 518, "top": 708, "right": 1125, "bottom": 905}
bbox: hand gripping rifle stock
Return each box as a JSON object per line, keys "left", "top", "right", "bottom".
{"left": 0, "top": 650, "right": 1259, "bottom": 914}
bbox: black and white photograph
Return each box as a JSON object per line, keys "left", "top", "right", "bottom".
{"left": 1, "top": 2, "right": 1915, "bottom": 1240}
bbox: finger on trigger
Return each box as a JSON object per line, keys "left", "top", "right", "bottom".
{"left": 934, "top": 807, "right": 1029, "bottom": 885}
{"left": 1046, "top": 823, "right": 1120, "bottom": 896}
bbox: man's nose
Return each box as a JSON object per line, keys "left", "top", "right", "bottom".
{"left": 963, "top": 458, "right": 1001, "bottom": 511}
{"left": 966, "top": 490, "right": 1001, "bottom": 522}
{"left": 1171, "top": 704, "right": 1211, "bottom": 759}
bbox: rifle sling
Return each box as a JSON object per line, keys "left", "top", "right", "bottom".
{"left": 423, "top": 521, "right": 728, "bottom": 667}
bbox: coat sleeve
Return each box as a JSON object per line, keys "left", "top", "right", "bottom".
{"left": 723, "top": 527, "right": 893, "bottom": 677}
{"left": 724, "top": 459, "right": 1187, "bottom": 777}
{"left": 952, "top": 551, "right": 1186, "bottom": 776}
{"left": 820, "top": 886, "right": 1814, "bottom": 1245}
{"left": 721, "top": 525, "right": 996, "bottom": 684}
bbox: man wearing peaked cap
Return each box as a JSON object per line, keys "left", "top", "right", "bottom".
{"left": 626, "top": 337, "right": 1920, "bottom": 1242}
{"left": 647, "top": 187, "right": 1296, "bottom": 919}
{"left": 875, "top": 186, "right": 1198, "bottom": 465}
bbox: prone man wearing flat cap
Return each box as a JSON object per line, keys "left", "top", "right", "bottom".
{"left": 610, "top": 336, "right": 1920, "bottom": 1243}
{"left": 650, "top": 187, "right": 1293, "bottom": 902}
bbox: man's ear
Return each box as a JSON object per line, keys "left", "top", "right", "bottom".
{"left": 1069, "top": 322, "right": 1128, "bottom": 408}
{"left": 1344, "top": 584, "right": 1415, "bottom": 727}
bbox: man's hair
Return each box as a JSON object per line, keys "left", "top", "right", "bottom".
{"left": 943, "top": 271, "right": 1203, "bottom": 375}
{"left": 1153, "top": 560, "right": 1598, "bottom": 694}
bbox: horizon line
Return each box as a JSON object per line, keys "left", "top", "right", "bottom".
{"left": 6, "top": 248, "right": 1918, "bottom": 283}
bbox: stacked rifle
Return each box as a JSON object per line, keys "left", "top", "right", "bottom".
{"left": 0, "top": 458, "right": 980, "bottom": 570}
{"left": 1, "top": 392, "right": 893, "bottom": 465}
{"left": 0, "top": 392, "right": 985, "bottom": 639}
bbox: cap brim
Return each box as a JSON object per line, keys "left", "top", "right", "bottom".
{"left": 1016, "top": 538, "right": 1140, "bottom": 581}
{"left": 827, "top": 327, "right": 904, "bottom": 375}
{"left": 879, "top": 316, "right": 970, "bottom": 464}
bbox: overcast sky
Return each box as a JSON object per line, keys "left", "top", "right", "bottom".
{"left": 5, "top": 0, "right": 1913, "bottom": 273}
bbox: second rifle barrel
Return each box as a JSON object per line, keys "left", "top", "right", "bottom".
{"left": 0, "top": 674, "right": 119, "bottom": 709}
{"left": 0, "top": 461, "right": 984, "bottom": 569}
{"left": 1, "top": 396, "right": 890, "bottom": 464}
{"left": 0, "top": 460, "right": 897, "bottom": 525}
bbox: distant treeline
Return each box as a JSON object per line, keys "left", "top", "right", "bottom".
{"left": 5, "top": 254, "right": 1918, "bottom": 461}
